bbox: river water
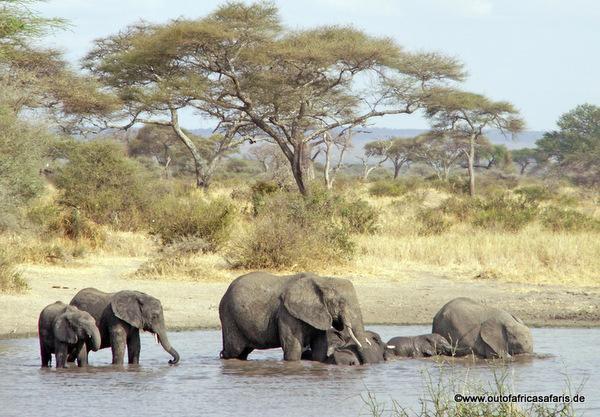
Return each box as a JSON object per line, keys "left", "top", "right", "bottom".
{"left": 0, "top": 325, "right": 598, "bottom": 417}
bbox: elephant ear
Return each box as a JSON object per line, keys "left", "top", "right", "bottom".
{"left": 282, "top": 276, "right": 332, "bottom": 331}
{"left": 54, "top": 315, "right": 77, "bottom": 344}
{"left": 480, "top": 318, "right": 509, "bottom": 358}
{"left": 111, "top": 291, "right": 143, "bottom": 329}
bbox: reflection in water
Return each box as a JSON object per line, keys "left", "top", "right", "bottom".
{"left": 0, "top": 326, "right": 598, "bottom": 417}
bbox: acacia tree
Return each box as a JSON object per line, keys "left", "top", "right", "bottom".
{"left": 412, "top": 132, "right": 464, "bottom": 180}
{"left": 511, "top": 147, "right": 542, "bottom": 175}
{"left": 84, "top": 2, "right": 464, "bottom": 195}
{"left": 314, "top": 130, "right": 352, "bottom": 189}
{"left": 425, "top": 90, "right": 524, "bottom": 196}
{"left": 360, "top": 140, "right": 391, "bottom": 180}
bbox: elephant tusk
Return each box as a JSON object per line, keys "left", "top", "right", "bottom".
{"left": 387, "top": 345, "right": 396, "bottom": 349}
{"left": 365, "top": 337, "right": 372, "bottom": 346}
{"left": 154, "top": 333, "right": 159, "bottom": 344}
{"left": 347, "top": 326, "right": 362, "bottom": 349}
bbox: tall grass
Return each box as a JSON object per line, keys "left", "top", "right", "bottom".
{"left": 363, "top": 365, "right": 582, "bottom": 417}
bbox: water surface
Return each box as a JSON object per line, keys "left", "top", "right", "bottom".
{"left": 0, "top": 326, "right": 597, "bottom": 416}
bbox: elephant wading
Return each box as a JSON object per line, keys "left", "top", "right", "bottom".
{"left": 432, "top": 297, "right": 533, "bottom": 359}
{"left": 38, "top": 302, "right": 101, "bottom": 368}
{"left": 70, "top": 288, "right": 180, "bottom": 365}
{"left": 386, "top": 334, "right": 452, "bottom": 358}
{"left": 219, "top": 272, "right": 377, "bottom": 363}
{"left": 304, "top": 329, "right": 389, "bottom": 365}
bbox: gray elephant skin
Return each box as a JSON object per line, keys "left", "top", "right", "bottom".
{"left": 432, "top": 297, "right": 533, "bottom": 359}
{"left": 386, "top": 334, "right": 451, "bottom": 358}
{"left": 70, "top": 288, "right": 180, "bottom": 365}
{"left": 38, "top": 301, "right": 101, "bottom": 368}
{"left": 304, "top": 329, "right": 388, "bottom": 365}
{"left": 219, "top": 272, "right": 377, "bottom": 363}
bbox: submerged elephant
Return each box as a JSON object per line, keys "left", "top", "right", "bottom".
{"left": 219, "top": 272, "right": 377, "bottom": 363}
{"left": 38, "top": 301, "right": 101, "bottom": 368}
{"left": 305, "top": 329, "right": 389, "bottom": 365}
{"left": 386, "top": 333, "right": 452, "bottom": 358}
{"left": 70, "top": 288, "right": 180, "bottom": 365}
{"left": 432, "top": 297, "right": 533, "bottom": 359}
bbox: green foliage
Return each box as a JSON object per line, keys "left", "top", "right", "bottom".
{"left": 0, "top": 248, "right": 28, "bottom": 293}
{"left": 514, "top": 185, "right": 553, "bottom": 203}
{"left": 230, "top": 191, "right": 356, "bottom": 270}
{"left": 339, "top": 199, "right": 379, "bottom": 234}
{"left": 251, "top": 180, "right": 280, "bottom": 215}
{"left": 369, "top": 180, "right": 408, "bottom": 197}
{"left": 415, "top": 208, "right": 452, "bottom": 235}
{"left": 541, "top": 207, "right": 600, "bottom": 232}
{"left": 149, "top": 193, "right": 235, "bottom": 251}
{"left": 0, "top": 109, "right": 50, "bottom": 231}
{"left": 54, "top": 140, "right": 154, "bottom": 230}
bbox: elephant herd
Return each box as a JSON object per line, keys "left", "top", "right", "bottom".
{"left": 38, "top": 271, "right": 533, "bottom": 368}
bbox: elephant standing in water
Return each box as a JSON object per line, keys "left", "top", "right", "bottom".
{"left": 38, "top": 301, "right": 101, "bottom": 368}
{"left": 432, "top": 297, "right": 533, "bottom": 359}
{"left": 386, "top": 334, "right": 452, "bottom": 358}
{"left": 219, "top": 272, "right": 380, "bottom": 363}
{"left": 70, "top": 288, "right": 180, "bottom": 365}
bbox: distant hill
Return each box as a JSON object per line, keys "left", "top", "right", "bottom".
{"left": 192, "top": 127, "right": 545, "bottom": 163}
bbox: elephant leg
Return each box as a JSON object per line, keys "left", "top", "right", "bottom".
{"left": 127, "top": 329, "right": 141, "bottom": 365}
{"left": 220, "top": 319, "right": 252, "bottom": 360}
{"left": 54, "top": 343, "right": 68, "bottom": 368}
{"left": 40, "top": 343, "right": 51, "bottom": 368}
{"left": 110, "top": 324, "right": 127, "bottom": 365}
{"left": 76, "top": 344, "right": 88, "bottom": 367}
{"left": 278, "top": 320, "right": 303, "bottom": 361}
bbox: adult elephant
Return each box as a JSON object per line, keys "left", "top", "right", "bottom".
{"left": 70, "top": 288, "right": 180, "bottom": 365}
{"left": 219, "top": 272, "right": 376, "bottom": 362}
{"left": 432, "top": 297, "right": 533, "bottom": 359}
{"left": 38, "top": 301, "right": 101, "bottom": 368}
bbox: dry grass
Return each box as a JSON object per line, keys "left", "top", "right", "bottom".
{"left": 132, "top": 252, "right": 235, "bottom": 282}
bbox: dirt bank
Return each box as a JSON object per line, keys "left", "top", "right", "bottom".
{"left": 1, "top": 255, "right": 599, "bottom": 338}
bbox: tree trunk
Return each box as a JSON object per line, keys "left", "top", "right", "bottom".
{"left": 393, "top": 161, "right": 401, "bottom": 179}
{"left": 292, "top": 142, "right": 308, "bottom": 196}
{"left": 324, "top": 141, "right": 333, "bottom": 190}
{"left": 467, "top": 135, "right": 476, "bottom": 197}
{"left": 169, "top": 107, "right": 206, "bottom": 189}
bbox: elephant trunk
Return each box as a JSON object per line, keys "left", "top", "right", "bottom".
{"left": 157, "top": 330, "right": 180, "bottom": 365}
{"left": 86, "top": 323, "right": 101, "bottom": 352}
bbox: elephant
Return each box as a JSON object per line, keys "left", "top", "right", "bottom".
{"left": 70, "top": 288, "right": 180, "bottom": 365}
{"left": 219, "top": 272, "right": 377, "bottom": 363}
{"left": 303, "top": 329, "right": 389, "bottom": 365}
{"left": 38, "top": 301, "right": 101, "bottom": 368}
{"left": 386, "top": 333, "right": 452, "bottom": 358}
{"left": 432, "top": 297, "right": 533, "bottom": 359}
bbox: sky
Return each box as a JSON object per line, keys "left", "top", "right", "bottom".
{"left": 34, "top": 0, "right": 600, "bottom": 132}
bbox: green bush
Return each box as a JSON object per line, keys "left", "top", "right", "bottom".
{"left": 54, "top": 140, "right": 154, "bottom": 230}
{"left": 541, "top": 207, "right": 600, "bottom": 232}
{"left": 250, "top": 180, "right": 280, "bottom": 215}
{"left": 369, "top": 180, "right": 407, "bottom": 197}
{"left": 229, "top": 191, "right": 355, "bottom": 269}
{"left": 416, "top": 208, "right": 452, "bottom": 235}
{"left": 149, "top": 193, "right": 235, "bottom": 251}
{"left": 471, "top": 195, "right": 538, "bottom": 232}
{"left": 514, "top": 185, "right": 553, "bottom": 202}
{"left": 339, "top": 199, "right": 379, "bottom": 234}
{"left": 0, "top": 110, "right": 51, "bottom": 231}
{"left": 0, "top": 250, "right": 28, "bottom": 293}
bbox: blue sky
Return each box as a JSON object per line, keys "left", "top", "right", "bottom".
{"left": 35, "top": 0, "right": 600, "bottom": 131}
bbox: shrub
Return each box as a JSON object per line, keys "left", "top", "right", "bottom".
{"left": 0, "top": 250, "right": 28, "bottom": 293}
{"left": 229, "top": 191, "right": 355, "bottom": 269}
{"left": 471, "top": 195, "right": 538, "bottom": 232}
{"left": 541, "top": 207, "right": 600, "bottom": 232}
{"left": 0, "top": 110, "right": 51, "bottom": 231}
{"left": 54, "top": 140, "right": 154, "bottom": 230}
{"left": 369, "top": 180, "right": 407, "bottom": 197}
{"left": 514, "top": 185, "right": 553, "bottom": 202}
{"left": 415, "top": 208, "right": 453, "bottom": 235}
{"left": 250, "top": 180, "right": 280, "bottom": 215}
{"left": 339, "top": 199, "right": 380, "bottom": 234}
{"left": 149, "top": 193, "right": 235, "bottom": 251}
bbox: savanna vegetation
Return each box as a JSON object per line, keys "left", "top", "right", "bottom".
{"left": 1, "top": 1, "right": 598, "bottom": 295}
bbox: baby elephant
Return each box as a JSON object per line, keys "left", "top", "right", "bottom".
{"left": 38, "top": 301, "right": 101, "bottom": 368}
{"left": 386, "top": 333, "right": 452, "bottom": 358}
